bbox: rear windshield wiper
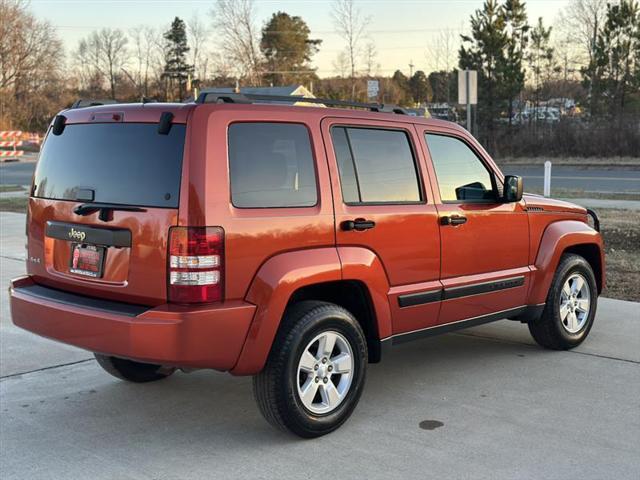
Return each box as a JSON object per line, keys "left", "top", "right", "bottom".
{"left": 74, "top": 203, "right": 146, "bottom": 222}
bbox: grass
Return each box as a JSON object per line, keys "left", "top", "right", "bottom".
{"left": 0, "top": 185, "right": 26, "bottom": 193}
{"left": 0, "top": 198, "right": 636, "bottom": 301}
{"left": 597, "top": 208, "right": 640, "bottom": 302}
{"left": 0, "top": 196, "right": 28, "bottom": 212}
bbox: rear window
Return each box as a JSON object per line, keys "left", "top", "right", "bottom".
{"left": 33, "top": 123, "right": 186, "bottom": 208}
{"left": 228, "top": 122, "right": 317, "bottom": 208}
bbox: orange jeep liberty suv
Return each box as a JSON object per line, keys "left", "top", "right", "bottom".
{"left": 10, "top": 92, "right": 604, "bottom": 438}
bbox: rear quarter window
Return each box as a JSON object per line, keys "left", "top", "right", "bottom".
{"left": 228, "top": 122, "right": 317, "bottom": 208}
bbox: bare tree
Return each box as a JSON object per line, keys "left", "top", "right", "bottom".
{"left": 426, "top": 28, "right": 458, "bottom": 104}
{"left": 0, "top": 0, "right": 64, "bottom": 130}
{"left": 126, "top": 26, "right": 158, "bottom": 97}
{"left": 76, "top": 28, "right": 129, "bottom": 98}
{"left": 188, "top": 16, "right": 210, "bottom": 83}
{"left": 363, "top": 42, "right": 379, "bottom": 77}
{"left": 211, "top": 0, "right": 262, "bottom": 85}
{"left": 333, "top": 51, "right": 350, "bottom": 78}
{"left": 556, "top": 0, "right": 607, "bottom": 65}
{"left": 331, "top": 0, "right": 369, "bottom": 96}
{"left": 556, "top": 0, "right": 607, "bottom": 114}
{"left": 427, "top": 29, "right": 458, "bottom": 74}
{"left": 1, "top": 0, "right": 60, "bottom": 90}
{"left": 210, "top": 51, "right": 235, "bottom": 81}
{"left": 553, "top": 31, "right": 582, "bottom": 82}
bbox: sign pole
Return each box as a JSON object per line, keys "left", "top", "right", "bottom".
{"left": 466, "top": 70, "right": 471, "bottom": 134}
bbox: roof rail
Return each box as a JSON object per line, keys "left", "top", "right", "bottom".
{"left": 194, "top": 91, "right": 408, "bottom": 115}
{"left": 71, "top": 99, "right": 118, "bottom": 109}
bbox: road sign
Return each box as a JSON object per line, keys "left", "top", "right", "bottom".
{"left": 367, "top": 80, "right": 379, "bottom": 99}
{"left": 458, "top": 70, "right": 477, "bottom": 105}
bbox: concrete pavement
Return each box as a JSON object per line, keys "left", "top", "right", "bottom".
{"left": 1, "top": 212, "right": 639, "bottom": 479}
{"left": 1, "top": 213, "right": 91, "bottom": 378}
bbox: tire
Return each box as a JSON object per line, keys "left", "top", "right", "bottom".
{"left": 94, "top": 354, "right": 175, "bottom": 383}
{"left": 253, "top": 301, "right": 368, "bottom": 438}
{"left": 528, "top": 253, "right": 598, "bottom": 350}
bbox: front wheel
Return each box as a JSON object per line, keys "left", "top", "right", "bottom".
{"left": 528, "top": 254, "right": 598, "bottom": 350}
{"left": 253, "top": 301, "right": 368, "bottom": 438}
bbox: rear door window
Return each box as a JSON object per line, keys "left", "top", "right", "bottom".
{"left": 33, "top": 123, "right": 186, "bottom": 208}
{"left": 228, "top": 122, "right": 317, "bottom": 208}
{"left": 331, "top": 127, "right": 421, "bottom": 204}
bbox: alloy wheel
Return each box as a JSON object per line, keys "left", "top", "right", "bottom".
{"left": 296, "top": 330, "right": 354, "bottom": 415}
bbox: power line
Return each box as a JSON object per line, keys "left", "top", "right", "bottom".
{"left": 53, "top": 25, "right": 463, "bottom": 35}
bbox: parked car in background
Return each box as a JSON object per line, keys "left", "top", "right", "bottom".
{"left": 510, "top": 106, "right": 561, "bottom": 124}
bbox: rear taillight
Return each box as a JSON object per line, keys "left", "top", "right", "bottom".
{"left": 168, "top": 227, "right": 224, "bottom": 303}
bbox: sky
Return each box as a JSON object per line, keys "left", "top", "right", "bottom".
{"left": 30, "top": 0, "right": 572, "bottom": 77}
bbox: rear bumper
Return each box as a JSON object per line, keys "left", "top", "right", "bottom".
{"left": 9, "top": 276, "right": 256, "bottom": 371}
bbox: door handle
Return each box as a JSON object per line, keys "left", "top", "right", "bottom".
{"left": 440, "top": 214, "right": 467, "bottom": 226}
{"left": 341, "top": 218, "right": 376, "bottom": 231}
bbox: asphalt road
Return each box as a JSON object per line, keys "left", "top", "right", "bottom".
{"left": 1, "top": 211, "right": 639, "bottom": 479}
{"left": 0, "top": 159, "right": 36, "bottom": 186}
{"left": 2, "top": 158, "right": 640, "bottom": 193}
{"left": 502, "top": 165, "right": 640, "bottom": 193}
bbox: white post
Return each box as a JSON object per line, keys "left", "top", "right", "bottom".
{"left": 544, "top": 160, "right": 552, "bottom": 197}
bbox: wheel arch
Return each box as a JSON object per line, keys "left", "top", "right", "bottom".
{"left": 529, "top": 220, "right": 605, "bottom": 304}
{"left": 230, "top": 246, "right": 392, "bottom": 375}
{"left": 287, "top": 280, "right": 382, "bottom": 363}
{"left": 562, "top": 243, "right": 603, "bottom": 293}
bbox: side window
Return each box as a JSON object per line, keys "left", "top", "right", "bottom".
{"left": 228, "top": 122, "right": 317, "bottom": 208}
{"left": 425, "top": 134, "right": 496, "bottom": 202}
{"left": 331, "top": 127, "right": 421, "bottom": 203}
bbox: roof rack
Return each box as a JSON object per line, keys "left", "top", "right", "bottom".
{"left": 71, "top": 99, "right": 118, "bottom": 109}
{"left": 194, "top": 91, "right": 408, "bottom": 115}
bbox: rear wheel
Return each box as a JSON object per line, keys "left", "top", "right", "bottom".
{"left": 94, "top": 354, "right": 175, "bottom": 383}
{"left": 253, "top": 301, "right": 368, "bottom": 438}
{"left": 528, "top": 254, "right": 598, "bottom": 350}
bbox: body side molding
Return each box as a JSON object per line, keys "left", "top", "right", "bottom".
{"left": 397, "top": 275, "right": 526, "bottom": 308}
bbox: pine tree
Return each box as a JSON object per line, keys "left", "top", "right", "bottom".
{"left": 588, "top": 0, "right": 639, "bottom": 117}
{"left": 163, "top": 17, "right": 193, "bottom": 101}
{"left": 527, "top": 17, "right": 557, "bottom": 113}
{"left": 391, "top": 70, "right": 412, "bottom": 105}
{"left": 409, "top": 71, "right": 432, "bottom": 104}
{"left": 260, "top": 12, "right": 321, "bottom": 86}
{"left": 501, "top": 0, "right": 529, "bottom": 125}
{"left": 459, "top": 0, "right": 508, "bottom": 149}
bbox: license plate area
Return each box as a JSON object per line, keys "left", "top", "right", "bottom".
{"left": 69, "top": 243, "right": 105, "bottom": 278}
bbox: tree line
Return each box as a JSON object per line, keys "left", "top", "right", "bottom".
{"left": 1, "top": 0, "right": 638, "bottom": 157}
{"left": 459, "top": 0, "right": 640, "bottom": 155}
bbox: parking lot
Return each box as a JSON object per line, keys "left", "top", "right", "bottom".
{"left": 1, "top": 211, "right": 639, "bottom": 479}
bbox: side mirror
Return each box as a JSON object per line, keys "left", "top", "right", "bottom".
{"left": 503, "top": 175, "right": 523, "bottom": 202}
